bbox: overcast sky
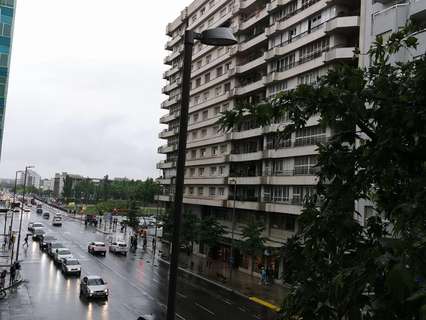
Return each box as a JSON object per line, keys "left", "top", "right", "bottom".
{"left": 0, "top": 0, "right": 188, "bottom": 180}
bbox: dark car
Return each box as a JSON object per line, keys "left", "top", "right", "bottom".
{"left": 36, "top": 208, "right": 43, "bottom": 214}
{"left": 40, "top": 235, "right": 57, "bottom": 251}
{"left": 43, "top": 212, "right": 50, "bottom": 219}
{"left": 47, "top": 241, "right": 64, "bottom": 257}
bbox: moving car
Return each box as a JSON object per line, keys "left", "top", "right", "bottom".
{"left": 61, "top": 257, "right": 81, "bottom": 276}
{"left": 24, "top": 207, "right": 31, "bottom": 213}
{"left": 88, "top": 242, "right": 107, "bottom": 256}
{"left": 28, "top": 222, "right": 44, "bottom": 233}
{"left": 40, "top": 235, "right": 57, "bottom": 251}
{"left": 36, "top": 208, "right": 43, "bottom": 214}
{"left": 32, "top": 227, "right": 46, "bottom": 241}
{"left": 53, "top": 248, "right": 73, "bottom": 264}
{"left": 47, "top": 241, "right": 65, "bottom": 256}
{"left": 52, "top": 215, "right": 62, "bottom": 226}
{"left": 80, "top": 275, "right": 109, "bottom": 299}
{"left": 43, "top": 212, "right": 50, "bottom": 219}
{"left": 109, "top": 241, "right": 128, "bottom": 256}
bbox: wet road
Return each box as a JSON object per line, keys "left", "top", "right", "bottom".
{"left": 12, "top": 205, "right": 273, "bottom": 320}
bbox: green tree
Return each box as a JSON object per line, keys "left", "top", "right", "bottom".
{"left": 197, "top": 215, "right": 225, "bottom": 257}
{"left": 240, "top": 217, "right": 266, "bottom": 275}
{"left": 220, "top": 25, "right": 426, "bottom": 320}
{"left": 62, "top": 175, "right": 73, "bottom": 199}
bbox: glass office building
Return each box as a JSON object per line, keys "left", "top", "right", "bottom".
{"left": 0, "top": 0, "right": 15, "bottom": 158}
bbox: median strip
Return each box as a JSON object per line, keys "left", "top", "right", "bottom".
{"left": 249, "top": 296, "right": 281, "bottom": 312}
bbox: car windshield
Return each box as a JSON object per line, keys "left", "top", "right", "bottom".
{"left": 87, "top": 278, "right": 105, "bottom": 286}
{"left": 59, "top": 249, "right": 71, "bottom": 255}
{"left": 66, "top": 260, "right": 79, "bottom": 265}
{"left": 33, "top": 223, "right": 43, "bottom": 227}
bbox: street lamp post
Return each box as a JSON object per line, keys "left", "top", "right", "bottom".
{"left": 229, "top": 178, "right": 237, "bottom": 286}
{"left": 15, "top": 165, "right": 34, "bottom": 263}
{"left": 166, "top": 27, "right": 237, "bottom": 320}
{"left": 8, "top": 170, "right": 23, "bottom": 264}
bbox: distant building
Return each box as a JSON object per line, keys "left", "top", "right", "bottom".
{"left": 0, "top": 0, "right": 16, "bottom": 159}
{"left": 53, "top": 172, "right": 84, "bottom": 198}
{"left": 40, "top": 178, "right": 54, "bottom": 192}
{"left": 113, "top": 177, "right": 130, "bottom": 182}
{"left": 18, "top": 169, "right": 41, "bottom": 189}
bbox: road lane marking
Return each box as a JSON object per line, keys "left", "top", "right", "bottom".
{"left": 158, "top": 301, "right": 167, "bottom": 310}
{"left": 249, "top": 297, "right": 281, "bottom": 312}
{"left": 222, "top": 298, "right": 232, "bottom": 305}
{"left": 238, "top": 306, "right": 247, "bottom": 312}
{"left": 152, "top": 278, "right": 160, "bottom": 284}
{"left": 176, "top": 313, "right": 187, "bottom": 320}
{"left": 195, "top": 302, "right": 215, "bottom": 316}
{"left": 177, "top": 292, "right": 187, "bottom": 299}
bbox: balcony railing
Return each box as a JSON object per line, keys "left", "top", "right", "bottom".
{"left": 263, "top": 166, "right": 319, "bottom": 176}
{"left": 294, "top": 135, "right": 327, "bottom": 147}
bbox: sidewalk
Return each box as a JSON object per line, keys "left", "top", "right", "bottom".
{"left": 151, "top": 241, "right": 288, "bottom": 308}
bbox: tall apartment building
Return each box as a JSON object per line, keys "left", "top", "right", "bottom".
{"left": 0, "top": 0, "right": 15, "bottom": 158}
{"left": 18, "top": 169, "right": 41, "bottom": 189}
{"left": 158, "top": 0, "right": 361, "bottom": 277}
{"left": 356, "top": 0, "right": 426, "bottom": 225}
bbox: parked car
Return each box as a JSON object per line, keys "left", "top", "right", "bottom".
{"left": 43, "top": 212, "right": 50, "bottom": 219}
{"left": 47, "top": 241, "right": 65, "bottom": 256}
{"left": 61, "top": 257, "right": 81, "bottom": 276}
{"left": 36, "top": 208, "right": 43, "bottom": 214}
{"left": 88, "top": 242, "right": 107, "bottom": 256}
{"left": 80, "top": 275, "right": 109, "bottom": 299}
{"left": 39, "top": 235, "right": 57, "bottom": 251}
{"left": 52, "top": 215, "right": 62, "bottom": 226}
{"left": 109, "top": 241, "right": 128, "bottom": 256}
{"left": 28, "top": 222, "right": 44, "bottom": 233}
{"left": 24, "top": 207, "right": 31, "bottom": 213}
{"left": 32, "top": 227, "right": 46, "bottom": 241}
{"left": 53, "top": 248, "right": 73, "bottom": 264}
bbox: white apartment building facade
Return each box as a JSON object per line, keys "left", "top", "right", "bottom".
{"left": 158, "top": 0, "right": 361, "bottom": 277}
{"left": 18, "top": 169, "right": 41, "bottom": 189}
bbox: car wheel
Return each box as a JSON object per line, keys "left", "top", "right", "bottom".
{"left": 124, "top": 252, "right": 127, "bottom": 256}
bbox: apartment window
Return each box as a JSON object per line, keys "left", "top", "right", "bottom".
{"left": 198, "top": 167, "right": 205, "bottom": 176}
{"left": 200, "top": 7, "right": 206, "bottom": 15}
{"left": 295, "top": 125, "right": 326, "bottom": 146}
{"left": 212, "top": 125, "right": 219, "bottom": 135}
{"left": 218, "top": 187, "right": 225, "bottom": 196}
{"left": 219, "top": 7, "right": 227, "bottom": 17}
{"left": 193, "top": 113, "right": 199, "bottom": 122}
{"left": 268, "top": 81, "right": 288, "bottom": 96}
{"left": 209, "top": 187, "right": 216, "bottom": 196}
{"left": 189, "top": 187, "right": 194, "bottom": 195}
{"left": 298, "top": 70, "right": 320, "bottom": 85}
{"left": 288, "top": 27, "right": 296, "bottom": 43}
{"left": 201, "top": 128, "right": 207, "bottom": 137}
{"left": 195, "top": 77, "right": 201, "bottom": 87}
{"left": 214, "top": 106, "right": 221, "bottom": 115}
{"left": 209, "top": 0, "right": 215, "bottom": 8}
{"left": 220, "top": 144, "right": 227, "bottom": 153}
{"left": 191, "top": 150, "right": 197, "bottom": 159}
{"left": 216, "top": 66, "right": 223, "bottom": 76}
{"left": 204, "top": 72, "right": 211, "bottom": 83}
{"left": 203, "top": 91, "right": 210, "bottom": 101}
{"left": 199, "top": 23, "right": 205, "bottom": 33}
{"left": 215, "top": 86, "right": 222, "bottom": 96}
{"left": 194, "top": 95, "right": 200, "bottom": 105}
{"left": 202, "top": 110, "right": 208, "bottom": 120}
{"left": 225, "top": 62, "right": 232, "bottom": 71}
{"left": 224, "top": 83, "right": 231, "bottom": 92}
{"left": 198, "top": 187, "right": 204, "bottom": 195}
{"left": 191, "top": 14, "right": 197, "bottom": 23}
{"left": 212, "top": 146, "right": 218, "bottom": 156}
{"left": 0, "top": 53, "right": 8, "bottom": 67}
{"left": 190, "top": 168, "right": 196, "bottom": 176}
{"left": 206, "top": 54, "right": 212, "bottom": 64}
{"left": 192, "top": 131, "right": 198, "bottom": 140}
{"left": 308, "top": 14, "right": 322, "bottom": 32}
{"left": 299, "top": 38, "right": 329, "bottom": 64}
{"left": 294, "top": 155, "right": 318, "bottom": 175}
{"left": 208, "top": 17, "right": 214, "bottom": 26}
{"left": 272, "top": 52, "right": 295, "bottom": 72}
{"left": 222, "top": 103, "right": 229, "bottom": 111}
{"left": 219, "top": 166, "right": 225, "bottom": 176}
{"left": 200, "top": 148, "right": 206, "bottom": 157}
{"left": 196, "top": 60, "right": 202, "bottom": 69}
{"left": 210, "top": 166, "right": 217, "bottom": 176}
{"left": 197, "top": 43, "right": 203, "bottom": 52}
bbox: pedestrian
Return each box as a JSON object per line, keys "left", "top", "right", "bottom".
{"left": 23, "top": 234, "right": 29, "bottom": 247}
{"left": 0, "top": 270, "right": 6, "bottom": 290}
{"left": 152, "top": 237, "right": 156, "bottom": 248}
{"left": 260, "top": 267, "right": 267, "bottom": 285}
{"left": 9, "top": 263, "right": 16, "bottom": 285}
{"left": 143, "top": 237, "right": 147, "bottom": 249}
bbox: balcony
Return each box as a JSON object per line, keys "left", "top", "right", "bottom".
{"left": 239, "top": 33, "right": 267, "bottom": 52}
{"left": 410, "top": 0, "right": 426, "bottom": 21}
{"left": 162, "top": 79, "right": 181, "bottom": 94}
{"left": 189, "top": 92, "right": 230, "bottom": 113}
{"left": 164, "top": 47, "right": 183, "bottom": 65}
{"left": 190, "top": 72, "right": 230, "bottom": 96}
{"left": 157, "top": 177, "right": 172, "bottom": 185}
{"left": 240, "top": 7, "right": 268, "bottom": 31}
{"left": 324, "top": 47, "right": 356, "bottom": 62}
{"left": 325, "top": 16, "right": 360, "bottom": 33}
{"left": 159, "top": 127, "right": 178, "bottom": 139}
{"left": 161, "top": 96, "right": 179, "bottom": 109}
{"left": 373, "top": 3, "right": 409, "bottom": 36}
{"left": 158, "top": 144, "right": 177, "bottom": 154}
{"left": 156, "top": 160, "right": 175, "bottom": 169}
{"left": 236, "top": 53, "right": 266, "bottom": 74}
{"left": 184, "top": 177, "right": 226, "bottom": 185}
{"left": 241, "top": 0, "right": 258, "bottom": 10}
{"left": 160, "top": 112, "right": 179, "bottom": 124}
{"left": 235, "top": 76, "right": 266, "bottom": 96}
{"left": 229, "top": 151, "right": 263, "bottom": 162}
{"left": 165, "top": 32, "right": 183, "bottom": 51}
{"left": 163, "top": 63, "right": 181, "bottom": 79}
{"left": 230, "top": 127, "right": 263, "bottom": 140}
{"left": 267, "top": 0, "right": 287, "bottom": 12}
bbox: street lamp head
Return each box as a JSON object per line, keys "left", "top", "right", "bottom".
{"left": 197, "top": 27, "right": 237, "bottom": 46}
